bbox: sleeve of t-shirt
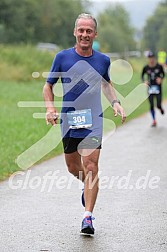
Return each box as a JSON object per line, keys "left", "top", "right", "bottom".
{"left": 47, "top": 53, "right": 61, "bottom": 85}
{"left": 103, "top": 56, "right": 110, "bottom": 82}
{"left": 159, "top": 65, "right": 165, "bottom": 79}
{"left": 141, "top": 66, "right": 146, "bottom": 82}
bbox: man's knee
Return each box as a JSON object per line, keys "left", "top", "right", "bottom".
{"left": 66, "top": 161, "right": 78, "bottom": 175}
{"left": 66, "top": 160, "right": 84, "bottom": 179}
{"left": 83, "top": 160, "right": 98, "bottom": 176}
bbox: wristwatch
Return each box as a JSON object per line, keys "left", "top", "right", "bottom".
{"left": 111, "top": 99, "right": 121, "bottom": 107}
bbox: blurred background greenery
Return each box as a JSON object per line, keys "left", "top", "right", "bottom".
{"left": 0, "top": 0, "right": 167, "bottom": 52}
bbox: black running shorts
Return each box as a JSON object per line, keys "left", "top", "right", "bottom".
{"left": 62, "top": 137, "right": 102, "bottom": 154}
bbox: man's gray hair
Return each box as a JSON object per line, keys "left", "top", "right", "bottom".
{"left": 75, "top": 13, "right": 97, "bottom": 31}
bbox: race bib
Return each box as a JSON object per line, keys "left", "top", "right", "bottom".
{"left": 67, "top": 109, "right": 92, "bottom": 129}
{"left": 148, "top": 85, "right": 160, "bottom": 94}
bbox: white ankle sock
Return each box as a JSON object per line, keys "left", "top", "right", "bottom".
{"left": 83, "top": 211, "right": 92, "bottom": 218}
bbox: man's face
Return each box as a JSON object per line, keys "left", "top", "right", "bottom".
{"left": 74, "top": 18, "right": 97, "bottom": 50}
{"left": 148, "top": 56, "right": 156, "bottom": 65}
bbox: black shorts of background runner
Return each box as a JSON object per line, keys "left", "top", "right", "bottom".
{"left": 62, "top": 137, "right": 102, "bottom": 154}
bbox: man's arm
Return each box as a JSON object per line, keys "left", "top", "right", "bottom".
{"left": 160, "top": 65, "right": 165, "bottom": 79}
{"left": 141, "top": 66, "right": 146, "bottom": 82}
{"left": 102, "top": 80, "right": 126, "bottom": 123}
{"left": 43, "top": 82, "right": 59, "bottom": 126}
{"left": 156, "top": 65, "right": 165, "bottom": 85}
{"left": 141, "top": 66, "right": 149, "bottom": 86}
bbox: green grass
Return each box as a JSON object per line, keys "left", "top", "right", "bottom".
{"left": 0, "top": 44, "right": 56, "bottom": 82}
{"left": 0, "top": 46, "right": 166, "bottom": 180}
{"left": 0, "top": 80, "right": 63, "bottom": 180}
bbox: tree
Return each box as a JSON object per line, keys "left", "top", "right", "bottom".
{"left": 0, "top": 0, "right": 88, "bottom": 47}
{"left": 36, "top": 0, "right": 86, "bottom": 48}
{"left": 97, "top": 4, "right": 136, "bottom": 53}
{"left": 142, "top": 0, "right": 167, "bottom": 52}
{"left": 0, "top": 0, "right": 40, "bottom": 43}
{"left": 158, "top": 19, "right": 167, "bottom": 50}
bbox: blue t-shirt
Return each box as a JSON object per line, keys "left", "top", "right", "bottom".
{"left": 47, "top": 47, "right": 110, "bottom": 138}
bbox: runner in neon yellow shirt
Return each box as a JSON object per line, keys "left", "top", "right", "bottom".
{"left": 158, "top": 49, "right": 167, "bottom": 66}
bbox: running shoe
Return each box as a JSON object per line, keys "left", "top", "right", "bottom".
{"left": 160, "top": 108, "right": 165, "bottom": 115}
{"left": 80, "top": 216, "right": 95, "bottom": 235}
{"left": 151, "top": 120, "right": 157, "bottom": 127}
{"left": 81, "top": 188, "right": 85, "bottom": 207}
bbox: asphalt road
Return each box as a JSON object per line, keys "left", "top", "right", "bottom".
{"left": 0, "top": 105, "right": 167, "bottom": 252}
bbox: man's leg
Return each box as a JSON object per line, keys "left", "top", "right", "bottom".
{"left": 148, "top": 95, "right": 156, "bottom": 126}
{"left": 63, "top": 138, "right": 100, "bottom": 234}
{"left": 64, "top": 152, "right": 85, "bottom": 182}
{"left": 148, "top": 95, "right": 155, "bottom": 120}
{"left": 156, "top": 93, "right": 164, "bottom": 114}
{"left": 79, "top": 149, "right": 100, "bottom": 235}
{"left": 82, "top": 149, "right": 100, "bottom": 213}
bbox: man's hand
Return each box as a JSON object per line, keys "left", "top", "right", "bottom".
{"left": 113, "top": 103, "right": 126, "bottom": 124}
{"left": 156, "top": 77, "right": 162, "bottom": 85}
{"left": 144, "top": 81, "right": 149, "bottom": 86}
{"left": 46, "top": 109, "right": 59, "bottom": 126}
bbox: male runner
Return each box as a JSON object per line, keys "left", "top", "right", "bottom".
{"left": 141, "top": 51, "right": 165, "bottom": 127}
{"left": 43, "top": 13, "right": 126, "bottom": 235}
